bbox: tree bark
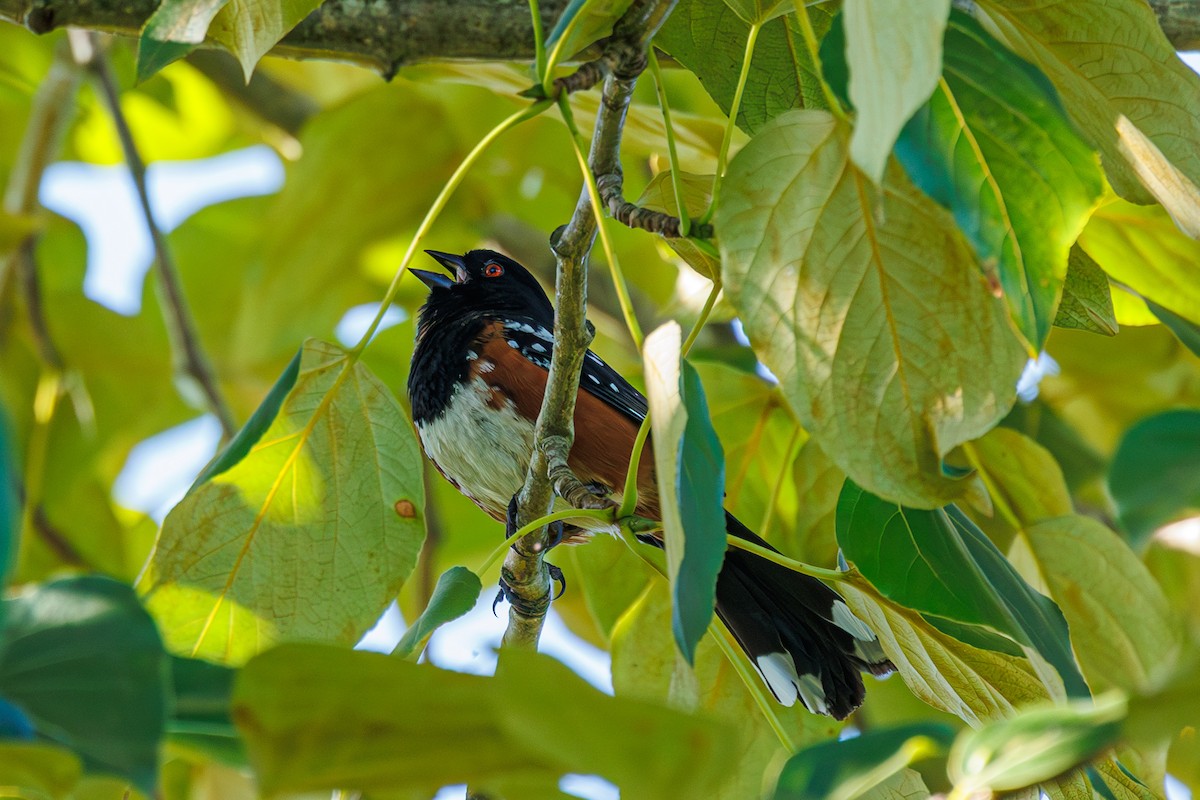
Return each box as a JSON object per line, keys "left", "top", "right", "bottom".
{"left": 2, "top": 0, "right": 1197, "bottom": 76}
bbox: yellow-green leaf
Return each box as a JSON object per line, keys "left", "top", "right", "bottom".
{"left": 843, "top": 0, "right": 950, "bottom": 183}
{"left": 0, "top": 742, "right": 82, "bottom": 800}
{"left": 717, "top": 109, "right": 1025, "bottom": 508}
{"left": 208, "top": 0, "right": 326, "bottom": 80}
{"left": 1080, "top": 198, "right": 1200, "bottom": 327}
{"left": 144, "top": 340, "right": 426, "bottom": 664}
{"left": 839, "top": 576, "right": 1049, "bottom": 725}
{"left": 976, "top": 0, "right": 1200, "bottom": 205}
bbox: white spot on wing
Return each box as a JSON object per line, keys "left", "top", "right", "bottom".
{"left": 465, "top": 350, "right": 478, "bottom": 361}
{"left": 755, "top": 653, "right": 799, "bottom": 707}
{"left": 588, "top": 374, "right": 601, "bottom": 384}
{"left": 609, "top": 382, "right": 619, "bottom": 392}
{"left": 530, "top": 342, "right": 546, "bottom": 353}
{"left": 832, "top": 600, "right": 875, "bottom": 642}
{"left": 507, "top": 339, "right": 519, "bottom": 348}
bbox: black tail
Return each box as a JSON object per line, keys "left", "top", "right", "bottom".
{"left": 715, "top": 513, "right": 893, "bottom": 720}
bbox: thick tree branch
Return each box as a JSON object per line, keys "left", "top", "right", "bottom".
{"left": 1, "top": 0, "right": 576, "bottom": 76}
{"left": 499, "top": 0, "right": 676, "bottom": 651}
{"left": 68, "top": 32, "right": 238, "bottom": 441}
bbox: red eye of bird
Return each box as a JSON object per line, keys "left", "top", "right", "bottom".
{"left": 484, "top": 262, "right": 504, "bottom": 278}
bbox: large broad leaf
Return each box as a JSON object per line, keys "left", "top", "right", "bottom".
{"left": 837, "top": 578, "right": 1050, "bottom": 725}
{"left": 232, "top": 643, "right": 735, "bottom": 799}
{"left": 1025, "top": 516, "right": 1182, "bottom": 693}
{"left": 611, "top": 581, "right": 841, "bottom": 800}
{"left": 207, "top": 0, "right": 326, "bottom": 79}
{"left": 1054, "top": 247, "right": 1118, "bottom": 337}
{"left": 0, "top": 576, "right": 168, "bottom": 792}
{"left": 718, "top": 109, "right": 1025, "bottom": 508}
{"left": 974, "top": 0, "right": 1200, "bottom": 205}
{"left": 644, "top": 322, "right": 727, "bottom": 663}
{"left": 837, "top": 482, "right": 1087, "bottom": 698}
{"left": 1108, "top": 410, "right": 1200, "bottom": 549}
{"left": 896, "top": 12, "right": 1102, "bottom": 350}
{"left": 654, "top": 1, "right": 834, "bottom": 132}
{"left": 772, "top": 723, "right": 954, "bottom": 800}
{"left": 0, "top": 413, "right": 14, "bottom": 598}
{"left": 842, "top": 0, "right": 950, "bottom": 184}
{"left": 144, "top": 340, "right": 426, "bottom": 665}
{"left": 1080, "top": 199, "right": 1200, "bottom": 328}
{"left": 137, "top": 0, "right": 232, "bottom": 81}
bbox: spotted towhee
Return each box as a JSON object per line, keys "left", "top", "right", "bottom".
{"left": 408, "top": 248, "right": 893, "bottom": 719}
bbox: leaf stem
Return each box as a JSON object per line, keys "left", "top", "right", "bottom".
{"left": 560, "top": 102, "right": 645, "bottom": 349}
{"left": 725, "top": 534, "right": 847, "bottom": 582}
{"left": 791, "top": 0, "right": 844, "bottom": 116}
{"left": 700, "top": 19, "right": 761, "bottom": 226}
{"left": 649, "top": 50, "right": 690, "bottom": 236}
{"left": 348, "top": 99, "right": 553, "bottom": 356}
{"left": 528, "top": 0, "right": 547, "bottom": 88}
{"left": 758, "top": 422, "right": 803, "bottom": 540}
{"left": 475, "top": 507, "right": 612, "bottom": 576}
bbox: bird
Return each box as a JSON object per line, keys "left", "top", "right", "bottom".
{"left": 407, "top": 248, "right": 894, "bottom": 719}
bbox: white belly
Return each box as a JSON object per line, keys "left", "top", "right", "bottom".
{"left": 416, "top": 377, "right": 534, "bottom": 517}
{"left": 416, "top": 377, "right": 621, "bottom": 536}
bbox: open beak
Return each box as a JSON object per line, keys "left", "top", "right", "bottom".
{"left": 415, "top": 250, "right": 469, "bottom": 290}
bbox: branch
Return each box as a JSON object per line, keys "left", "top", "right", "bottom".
{"left": 499, "top": 0, "right": 676, "bottom": 651}
{"left": 67, "top": 32, "right": 238, "bottom": 441}
{"left": 2, "top": 0, "right": 1198, "bottom": 74}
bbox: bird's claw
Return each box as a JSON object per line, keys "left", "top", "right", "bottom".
{"left": 492, "top": 561, "right": 566, "bottom": 615}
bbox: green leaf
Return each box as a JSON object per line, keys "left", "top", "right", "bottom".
{"left": 0, "top": 742, "right": 82, "bottom": 800}
{"left": 974, "top": 0, "right": 1200, "bottom": 205}
{"left": 1125, "top": 650, "right": 1200, "bottom": 747}
{"left": 773, "top": 723, "right": 954, "bottom": 800}
{"left": 722, "top": 0, "right": 790, "bottom": 25}
{"left": 137, "top": 0, "right": 232, "bottom": 82}
{"left": 838, "top": 578, "right": 1052, "bottom": 725}
{"left": 836, "top": 482, "right": 1087, "bottom": 698}
{"left": 207, "top": 0, "right": 326, "bottom": 80}
{"left": 193, "top": 346, "right": 301, "bottom": 488}
{"left": 1146, "top": 299, "right": 1200, "bottom": 358}
{"left": 232, "top": 643, "right": 735, "bottom": 798}
{"left": 1113, "top": 113, "right": 1200, "bottom": 240}
{"left": 391, "top": 566, "right": 482, "bottom": 660}
{"left": 1108, "top": 410, "right": 1200, "bottom": 548}
{"left": 612, "top": 581, "right": 841, "bottom": 800}
{"left": 1080, "top": 199, "right": 1200, "bottom": 327}
{"left": 635, "top": 170, "right": 718, "bottom": 280}
{"left": 949, "top": 697, "right": 1126, "bottom": 795}
{"left": 644, "top": 322, "right": 727, "bottom": 663}
{"left": 1024, "top": 515, "right": 1182, "bottom": 705}
{"left": 0, "top": 576, "right": 168, "bottom": 791}
{"left": 718, "top": 109, "right": 1025, "bottom": 508}
{"left": 1054, "top": 247, "right": 1118, "bottom": 336}
{"left": 893, "top": 12, "right": 1104, "bottom": 350}
{"left": 144, "top": 340, "right": 426, "bottom": 664}
{"left": 544, "top": 0, "right": 635, "bottom": 74}
{"left": 655, "top": 1, "right": 833, "bottom": 133}
{"left": 167, "top": 655, "right": 245, "bottom": 767}
{"left": 842, "top": 0, "right": 950, "bottom": 183}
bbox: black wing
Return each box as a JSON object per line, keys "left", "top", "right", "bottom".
{"left": 500, "top": 317, "right": 647, "bottom": 424}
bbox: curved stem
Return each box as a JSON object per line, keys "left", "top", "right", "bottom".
{"left": 560, "top": 103, "right": 645, "bottom": 348}
{"left": 349, "top": 99, "right": 552, "bottom": 355}
{"left": 758, "top": 422, "right": 803, "bottom": 540}
{"left": 792, "top": 0, "right": 844, "bottom": 116}
{"left": 700, "top": 19, "right": 761, "bottom": 226}
{"left": 649, "top": 50, "right": 690, "bottom": 236}
{"left": 725, "top": 534, "right": 847, "bottom": 582}
{"left": 528, "top": 0, "right": 547, "bottom": 88}
{"left": 475, "top": 507, "right": 612, "bottom": 576}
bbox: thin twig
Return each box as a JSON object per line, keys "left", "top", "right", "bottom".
{"left": 500, "top": 0, "right": 677, "bottom": 650}
{"left": 68, "top": 31, "right": 237, "bottom": 441}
